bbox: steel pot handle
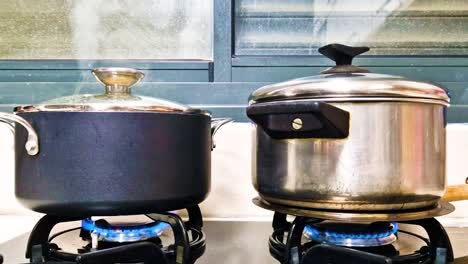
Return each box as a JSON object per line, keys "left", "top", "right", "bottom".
{"left": 246, "top": 101, "right": 349, "bottom": 139}
{"left": 210, "top": 118, "right": 233, "bottom": 150}
{"left": 0, "top": 112, "right": 39, "bottom": 155}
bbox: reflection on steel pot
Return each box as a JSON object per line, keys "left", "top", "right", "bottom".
{"left": 0, "top": 67, "right": 232, "bottom": 216}
{"left": 247, "top": 44, "right": 449, "bottom": 211}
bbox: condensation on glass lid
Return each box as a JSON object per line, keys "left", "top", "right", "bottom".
{"left": 15, "top": 93, "right": 206, "bottom": 113}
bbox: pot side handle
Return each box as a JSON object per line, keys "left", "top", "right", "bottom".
{"left": 210, "top": 118, "right": 233, "bottom": 150}
{"left": 246, "top": 101, "right": 349, "bottom": 139}
{"left": 441, "top": 184, "right": 468, "bottom": 202}
{"left": 0, "top": 112, "right": 39, "bottom": 155}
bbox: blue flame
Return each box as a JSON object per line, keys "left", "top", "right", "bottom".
{"left": 304, "top": 222, "right": 398, "bottom": 243}
{"left": 81, "top": 218, "right": 169, "bottom": 242}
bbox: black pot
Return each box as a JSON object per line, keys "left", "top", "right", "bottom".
{"left": 0, "top": 68, "right": 232, "bottom": 216}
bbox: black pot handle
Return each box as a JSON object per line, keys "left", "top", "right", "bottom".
{"left": 246, "top": 101, "right": 349, "bottom": 139}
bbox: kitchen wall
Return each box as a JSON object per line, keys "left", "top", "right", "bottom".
{"left": 1, "top": 122, "right": 468, "bottom": 226}
{"left": 445, "top": 124, "right": 468, "bottom": 225}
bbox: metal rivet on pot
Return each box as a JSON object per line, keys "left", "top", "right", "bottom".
{"left": 25, "top": 141, "right": 38, "bottom": 155}
{"left": 292, "top": 118, "right": 303, "bottom": 130}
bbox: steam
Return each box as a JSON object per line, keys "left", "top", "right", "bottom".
{"left": 68, "top": 0, "right": 212, "bottom": 60}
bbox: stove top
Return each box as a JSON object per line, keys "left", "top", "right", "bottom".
{"left": 269, "top": 212, "right": 454, "bottom": 264}
{"left": 11, "top": 206, "right": 205, "bottom": 264}
{"left": 1, "top": 218, "right": 468, "bottom": 263}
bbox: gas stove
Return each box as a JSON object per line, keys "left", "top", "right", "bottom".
{"left": 9, "top": 206, "right": 205, "bottom": 264}
{"left": 255, "top": 197, "right": 456, "bottom": 264}
{"left": 0, "top": 200, "right": 466, "bottom": 263}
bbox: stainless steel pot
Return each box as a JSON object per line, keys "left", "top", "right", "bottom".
{"left": 0, "top": 67, "right": 232, "bottom": 216}
{"left": 247, "top": 44, "right": 450, "bottom": 211}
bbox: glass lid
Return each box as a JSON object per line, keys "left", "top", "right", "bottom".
{"left": 249, "top": 44, "right": 449, "bottom": 105}
{"left": 15, "top": 67, "right": 207, "bottom": 114}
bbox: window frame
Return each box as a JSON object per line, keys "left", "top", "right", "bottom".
{"left": 0, "top": 0, "right": 468, "bottom": 122}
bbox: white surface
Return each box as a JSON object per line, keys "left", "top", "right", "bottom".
{"left": 445, "top": 124, "right": 468, "bottom": 220}
{"left": 0, "top": 122, "right": 467, "bottom": 223}
{"left": 0, "top": 124, "right": 29, "bottom": 213}
{"left": 200, "top": 122, "right": 273, "bottom": 219}
{"left": 0, "top": 215, "right": 41, "bottom": 243}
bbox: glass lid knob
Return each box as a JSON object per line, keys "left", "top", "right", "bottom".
{"left": 92, "top": 67, "right": 145, "bottom": 95}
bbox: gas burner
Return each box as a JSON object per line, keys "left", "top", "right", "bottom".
{"left": 23, "top": 206, "right": 205, "bottom": 264}
{"left": 268, "top": 212, "right": 454, "bottom": 264}
{"left": 81, "top": 217, "right": 169, "bottom": 242}
{"left": 303, "top": 222, "right": 398, "bottom": 247}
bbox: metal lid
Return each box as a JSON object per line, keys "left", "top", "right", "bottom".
{"left": 15, "top": 67, "right": 207, "bottom": 114}
{"left": 249, "top": 44, "right": 449, "bottom": 105}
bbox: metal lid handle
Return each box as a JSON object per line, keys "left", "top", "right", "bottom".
{"left": 92, "top": 67, "right": 145, "bottom": 95}
{"left": 318, "top": 44, "right": 369, "bottom": 66}
{"left": 319, "top": 44, "right": 370, "bottom": 74}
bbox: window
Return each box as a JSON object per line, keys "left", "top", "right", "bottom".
{"left": 0, "top": 0, "right": 468, "bottom": 123}
{"left": 0, "top": 0, "right": 212, "bottom": 59}
{"left": 235, "top": 0, "right": 468, "bottom": 55}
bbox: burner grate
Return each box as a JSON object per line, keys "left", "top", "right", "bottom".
{"left": 268, "top": 212, "right": 454, "bottom": 264}
{"left": 22, "top": 206, "right": 205, "bottom": 264}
